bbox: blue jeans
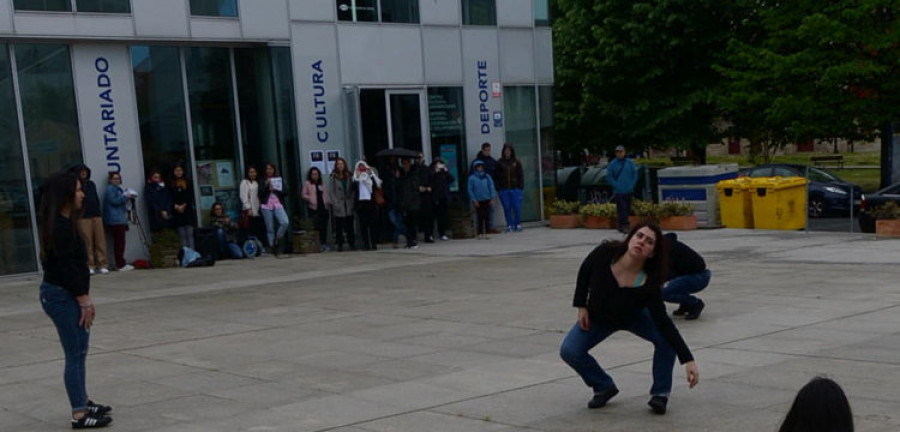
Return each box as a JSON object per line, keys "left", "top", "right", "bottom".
{"left": 499, "top": 188, "right": 523, "bottom": 228}
{"left": 613, "top": 193, "right": 633, "bottom": 230}
{"left": 559, "top": 309, "right": 676, "bottom": 397}
{"left": 40, "top": 282, "right": 89, "bottom": 413}
{"left": 261, "top": 207, "right": 289, "bottom": 248}
{"left": 388, "top": 209, "right": 406, "bottom": 242}
{"left": 663, "top": 270, "right": 711, "bottom": 307}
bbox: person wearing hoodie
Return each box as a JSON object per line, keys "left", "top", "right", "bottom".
{"left": 467, "top": 160, "right": 496, "bottom": 240}
{"left": 102, "top": 172, "right": 136, "bottom": 272}
{"left": 662, "top": 233, "right": 709, "bottom": 320}
{"left": 144, "top": 169, "right": 172, "bottom": 233}
{"left": 470, "top": 142, "right": 498, "bottom": 233}
{"left": 70, "top": 165, "right": 108, "bottom": 275}
{"left": 429, "top": 158, "right": 455, "bottom": 241}
{"left": 495, "top": 142, "right": 525, "bottom": 233}
{"left": 606, "top": 145, "right": 638, "bottom": 233}
{"left": 353, "top": 160, "right": 383, "bottom": 251}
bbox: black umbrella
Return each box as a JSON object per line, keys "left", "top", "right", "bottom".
{"left": 375, "top": 147, "right": 420, "bottom": 158}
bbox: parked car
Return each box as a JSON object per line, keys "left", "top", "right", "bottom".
{"left": 738, "top": 164, "right": 862, "bottom": 218}
{"left": 858, "top": 182, "right": 900, "bottom": 233}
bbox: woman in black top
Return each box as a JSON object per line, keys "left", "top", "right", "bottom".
{"left": 39, "top": 171, "right": 112, "bottom": 429}
{"left": 559, "top": 222, "right": 699, "bottom": 415}
{"left": 169, "top": 163, "right": 196, "bottom": 249}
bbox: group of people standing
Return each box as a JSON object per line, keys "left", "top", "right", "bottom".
{"left": 467, "top": 142, "right": 526, "bottom": 239}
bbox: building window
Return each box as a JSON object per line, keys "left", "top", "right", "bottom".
{"left": 0, "top": 44, "right": 38, "bottom": 276}
{"left": 503, "top": 86, "right": 540, "bottom": 221}
{"left": 189, "top": 0, "right": 237, "bottom": 17}
{"left": 12, "top": 0, "right": 72, "bottom": 12}
{"left": 534, "top": 0, "right": 550, "bottom": 26}
{"left": 76, "top": 0, "right": 130, "bottom": 13}
{"left": 131, "top": 45, "right": 191, "bottom": 186}
{"left": 380, "top": 0, "right": 418, "bottom": 23}
{"left": 462, "top": 0, "right": 495, "bottom": 26}
{"left": 427, "top": 87, "right": 465, "bottom": 193}
{"left": 15, "top": 43, "right": 83, "bottom": 193}
{"left": 336, "top": 0, "right": 378, "bottom": 22}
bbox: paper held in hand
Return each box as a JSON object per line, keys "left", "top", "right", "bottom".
{"left": 270, "top": 177, "right": 283, "bottom": 192}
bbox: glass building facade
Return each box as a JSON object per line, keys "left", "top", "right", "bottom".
{"left": 0, "top": 1, "right": 553, "bottom": 276}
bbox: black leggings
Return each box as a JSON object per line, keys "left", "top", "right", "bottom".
{"left": 308, "top": 208, "right": 328, "bottom": 245}
{"left": 357, "top": 200, "right": 378, "bottom": 249}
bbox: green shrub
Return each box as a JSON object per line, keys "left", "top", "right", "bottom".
{"left": 871, "top": 202, "right": 900, "bottom": 220}
{"left": 658, "top": 199, "right": 694, "bottom": 217}
{"left": 579, "top": 203, "right": 617, "bottom": 218}
{"left": 551, "top": 200, "right": 580, "bottom": 215}
{"left": 629, "top": 199, "right": 660, "bottom": 217}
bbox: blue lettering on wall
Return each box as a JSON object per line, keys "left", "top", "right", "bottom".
{"left": 312, "top": 60, "right": 329, "bottom": 143}
{"left": 94, "top": 57, "right": 122, "bottom": 172}
{"left": 477, "top": 60, "right": 490, "bottom": 134}
{"left": 95, "top": 57, "right": 120, "bottom": 173}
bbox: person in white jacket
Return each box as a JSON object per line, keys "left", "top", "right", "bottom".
{"left": 353, "top": 160, "right": 382, "bottom": 251}
{"left": 239, "top": 165, "right": 261, "bottom": 242}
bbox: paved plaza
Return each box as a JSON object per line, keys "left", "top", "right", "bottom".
{"left": 1, "top": 227, "right": 899, "bottom": 431}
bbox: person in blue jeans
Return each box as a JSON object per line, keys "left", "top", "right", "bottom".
{"left": 38, "top": 171, "right": 112, "bottom": 429}
{"left": 495, "top": 142, "right": 525, "bottom": 232}
{"left": 662, "top": 233, "right": 710, "bottom": 320}
{"left": 559, "top": 223, "right": 699, "bottom": 415}
{"left": 606, "top": 145, "right": 638, "bottom": 233}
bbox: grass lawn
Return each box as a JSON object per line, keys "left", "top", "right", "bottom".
{"left": 636, "top": 152, "right": 882, "bottom": 192}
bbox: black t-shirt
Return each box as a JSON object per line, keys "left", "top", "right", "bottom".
{"left": 572, "top": 244, "right": 694, "bottom": 364}
{"left": 42, "top": 215, "right": 90, "bottom": 297}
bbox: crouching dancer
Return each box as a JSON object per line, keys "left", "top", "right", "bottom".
{"left": 559, "top": 223, "right": 699, "bottom": 415}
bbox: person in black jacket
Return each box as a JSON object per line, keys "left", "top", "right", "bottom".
{"left": 70, "top": 165, "right": 108, "bottom": 275}
{"left": 559, "top": 222, "right": 699, "bottom": 415}
{"left": 662, "top": 233, "right": 710, "bottom": 320}
{"left": 429, "top": 158, "right": 455, "bottom": 241}
{"left": 38, "top": 171, "right": 112, "bottom": 429}
{"left": 144, "top": 169, "right": 172, "bottom": 233}
{"left": 169, "top": 163, "right": 196, "bottom": 249}
{"left": 397, "top": 157, "right": 421, "bottom": 249}
{"left": 415, "top": 153, "right": 436, "bottom": 243}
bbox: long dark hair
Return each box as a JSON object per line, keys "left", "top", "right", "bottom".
{"left": 38, "top": 171, "right": 81, "bottom": 260}
{"left": 307, "top": 167, "right": 323, "bottom": 185}
{"left": 604, "top": 221, "right": 669, "bottom": 289}
{"left": 332, "top": 157, "right": 349, "bottom": 179}
{"left": 244, "top": 164, "right": 259, "bottom": 181}
{"left": 779, "top": 377, "right": 853, "bottom": 432}
{"left": 171, "top": 162, "right": 189, "bottom": 190}
{"left": 263, "top": 162, "right": 279, "bottom": 178}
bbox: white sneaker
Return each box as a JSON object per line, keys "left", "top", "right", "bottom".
{"left": 119, "top": 264, "right": 134, "bottom": 272}
{"left": 89, "top": 268, "right": 95, "bottom": 276}
{"left": 440, "top": 235, "right": 449, "bottom": 241}
{"left": 99, "top": 267, "right": 110, "bottom": 275}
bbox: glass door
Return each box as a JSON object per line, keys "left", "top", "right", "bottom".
{"left": 385, "top": 89, "right": 431, "bottom": 161}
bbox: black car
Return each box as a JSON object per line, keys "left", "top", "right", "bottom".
{"left": 739, "top": 164, "right": 862, "bottom": 218}
{"left": 858, "top": 182, "right": 900, "bottom": 233}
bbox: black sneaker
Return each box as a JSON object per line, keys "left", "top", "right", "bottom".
{"left": 587, "top": 386, "right": 620, "bottom": 409}
{"left": 684, "top": 300, "right": 705, "bottom": 320}
{"left": 424, "top": 236, "right": 435, "bottom": 243}
{"left": 86, "top": 400, "right": 111, "bottom": 416}
{"left": 72, "top": 413, "right": 112, "bottom": 429}
{"left": 672, "top": 304, "right": 689, "bottom": 316}
{"left": 648, "top": 396, "right": 668, "bottom": 414}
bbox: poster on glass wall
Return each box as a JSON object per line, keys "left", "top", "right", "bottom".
{"left": 309, "top": 151, "right": 326, "bottom": 176}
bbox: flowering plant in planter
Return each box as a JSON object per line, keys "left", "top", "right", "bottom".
{"left": 579, "top": 203, "right": 616, "bottom": 229}
{"left": 658, "top": 199, "right": 697, "bottom": 230}
{"left": 628, "top": 199, "right": 660, "bottom": 226}
{"left": 871, "top": 202, "right": 900, "bottom": 238}
{"left": 549, "top": 200, "right": 581, "bottom": 228}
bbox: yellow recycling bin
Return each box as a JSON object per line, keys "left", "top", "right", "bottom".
{"left": 716, "top": 178, "right": 754, "bottom": 228}
{"left": 749, "top": 177, "right": 808, "bottom": 230}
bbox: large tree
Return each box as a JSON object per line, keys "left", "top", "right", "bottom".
{"left": 716, "top": 0, "right": 900, "bottom": 161}
{"left": 553, "top": 0, "right": 735, "bottom": 161}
